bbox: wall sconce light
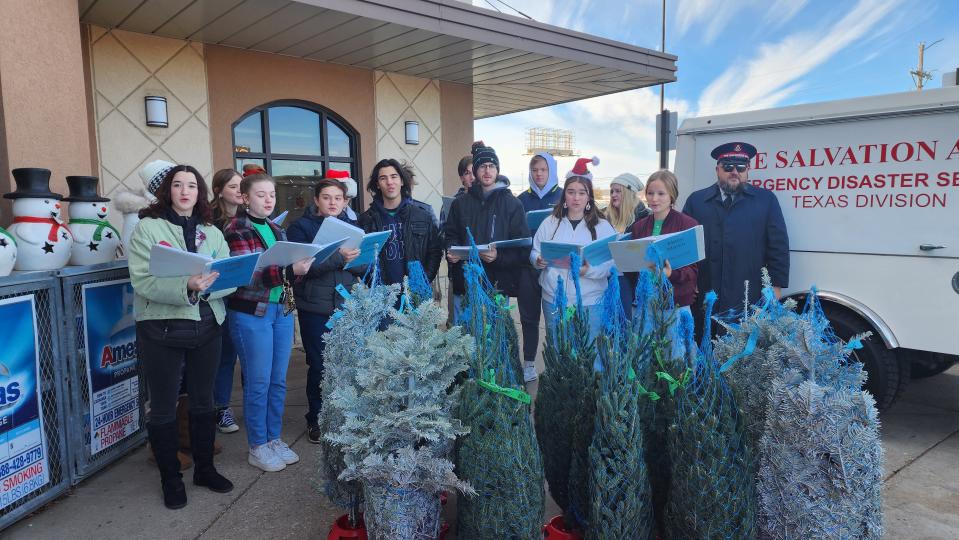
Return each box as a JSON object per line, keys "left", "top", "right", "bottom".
{"left": 404, "top": 121, "right": 419, "bottom": 145}
{"left": 145, "top": 96, "right": 168, "bottom": 128}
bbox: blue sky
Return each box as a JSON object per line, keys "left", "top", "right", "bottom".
{"left": 472, "top": 0, "right": 959, "bottom": 189}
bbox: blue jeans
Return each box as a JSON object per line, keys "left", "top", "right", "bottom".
{"left": 229, "top": 304, "right": 295, "bottom": 448}
{"left": 297, "top": 310, "right": 330, "bottom": 427}
{"left": 213, "top": 313, "right": 237, "bottom": 409}
{"left": 451, "top": 294, "right": 465, "bottom": 326}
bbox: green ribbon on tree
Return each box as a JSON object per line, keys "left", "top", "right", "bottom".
{"left": 69, "top": 218, "right": 120, "bottom": 241}
{"left": 655, "top": 367, "right": 692, "bottom": 396}
{"left": 493, "top": 293, "right": 514, "bottom": 311}
{"left": 477, "top": 368, "right": 531, "bottom": 404}
{"left": 627, "top": 367, "right": 661, "bottom": 401}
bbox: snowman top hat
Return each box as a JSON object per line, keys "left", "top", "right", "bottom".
{"left": 63, "top": 176, "right": 110, "bottom": 203}
{"left": 4, "top": 168, "right": 61, "bottom": 200}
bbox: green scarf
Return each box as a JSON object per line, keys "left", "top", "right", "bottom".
{"left": 69, "top": 218, "right": 120, "bottom": 242}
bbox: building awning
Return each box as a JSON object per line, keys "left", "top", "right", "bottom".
{"left": 79, "top": 0, "right": 677, "bottom": 119}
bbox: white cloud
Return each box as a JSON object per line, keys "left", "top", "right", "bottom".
{"left": 696, "top": 0, "right": 903, "bottom": 115}
{"left": 675, "top": 0, "right": 808, "bottom": 43}
{"left": 476, "top": 88, "right": 692, "bottom": 191}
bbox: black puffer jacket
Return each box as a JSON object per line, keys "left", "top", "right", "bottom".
{"left": 358, "top": 199, "right": 443, "bottom": 282}
{"left": 286, "top": 207, "right": 365, "bottom": 315}
{"left": 443, "top": 179, "right": 531, "bottom": 296}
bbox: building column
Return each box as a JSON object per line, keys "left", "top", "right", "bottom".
{"left": 0, "top": 0, "right": 93, "bottom": 212}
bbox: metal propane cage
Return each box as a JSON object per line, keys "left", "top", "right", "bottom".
{"left": 57, "top": 261, "right": 147, "bottom": 484}
{"left": 0, "top": 271, "right": 71, "bottom": 531}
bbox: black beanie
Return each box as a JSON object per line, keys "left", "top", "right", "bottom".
{"left": 472, "top": 144, "right": 499, "bottom": 172}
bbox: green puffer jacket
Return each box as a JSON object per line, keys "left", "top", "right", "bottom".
{"left": 127, "top": 216, "right": 235, "bottom": 324}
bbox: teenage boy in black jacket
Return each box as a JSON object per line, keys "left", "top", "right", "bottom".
{"left": 444, "top": 143, "right": 531, "bottom": 330}
{"left": 359, "top": 158, "right": 443, "bottom": 285}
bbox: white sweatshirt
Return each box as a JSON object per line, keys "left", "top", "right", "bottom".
{"left": 530, "top": 215, "right": 617, "bottom": 306}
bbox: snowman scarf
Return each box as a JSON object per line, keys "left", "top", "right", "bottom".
{"left": 12, "top": 216, "right": 71, "bottom": 241}
{"left": 69, "top": 218, "right": 120, "bottom": 241}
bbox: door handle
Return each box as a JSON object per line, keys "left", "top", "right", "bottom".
{"left": 919, "top": 244, "right": 946, "bottom": 251}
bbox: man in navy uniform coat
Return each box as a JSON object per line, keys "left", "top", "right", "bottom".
{"left": 682, "top": 142, "right": 790, "bottom": 319}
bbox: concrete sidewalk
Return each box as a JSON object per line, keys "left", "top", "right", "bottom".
{"left": 6, "top": 351, "right": 959, "bottom": 539}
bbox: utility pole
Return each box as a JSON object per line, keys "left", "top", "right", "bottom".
{"left": 659, "top": 0, "right": 666, "bottom": 115}
{"left": 659, "top": 0, "right": 667, "bottom": 169}
{"left": 911, "top": 39, "right": 943, "bottom": 91}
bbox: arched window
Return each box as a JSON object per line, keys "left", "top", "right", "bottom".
{"left": 232, "top": 100, "right": 361, "bottom": 220}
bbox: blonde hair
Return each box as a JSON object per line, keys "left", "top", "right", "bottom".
{"left": 645, "top": 169, "right": 680, "bottom": 205}
{"left": 607, "top": 184, "right": 639, "bottom": 233}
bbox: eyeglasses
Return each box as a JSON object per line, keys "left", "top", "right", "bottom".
{"left": 721, "top": 163, "right": 748, "bottom": 173}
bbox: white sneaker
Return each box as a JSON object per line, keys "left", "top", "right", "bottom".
{"left": 268, "top": 439, "right": 300, "bottom": 465}
{"left": 249, "top": 443, "right": 286, "bottom": 472}
{"left": 523, "top": 362, "right": 538, "bottom": 383}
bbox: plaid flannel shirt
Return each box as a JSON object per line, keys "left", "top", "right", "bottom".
{"left": 223, "top": 212, "right": 288, "bottom": 317}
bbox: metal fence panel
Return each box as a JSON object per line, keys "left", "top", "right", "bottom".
{"left": 0, "top": 272, "right": 71, "bottom": 531}
{"left": 59, "top": 261, "right": 147, "bottom": 483}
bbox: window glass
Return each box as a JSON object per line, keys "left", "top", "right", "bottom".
{"left": 235, "top": 157, "right": 265, "bottom": 171}
{"left": 233, "top": 113, "right": 263, "bottom": 154}
{"left": 327, "top": 119, "right": 351, "bottom": 157}
{"left": 272, "top": 160, "right": 323, "bottom": 177}
{"left": 268, "top": 107, "right": 321, "bottom": 155}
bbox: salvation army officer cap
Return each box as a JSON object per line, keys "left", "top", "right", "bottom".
{"left": 710, "top": 142, "right": 757, "bottom": 164}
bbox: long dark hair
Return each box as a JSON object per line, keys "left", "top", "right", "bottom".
{"left": 550, "top": 176, "right": 606, "bottom": 240}
{"left": 139, "top": 165, "right": 213, "bottom": 223}
{"left": 366, "top": 158, "right": 412, "bottom": 201}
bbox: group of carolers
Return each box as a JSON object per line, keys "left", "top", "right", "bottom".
{"left": 130, "top": 140, "right": 789, "bottom": 510}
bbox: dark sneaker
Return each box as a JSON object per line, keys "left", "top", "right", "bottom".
{"left": 307, "top": 424, "right": 322, "bottom": 444}
{"left": 217, "top": 408, "right": 239, "bottom": 434}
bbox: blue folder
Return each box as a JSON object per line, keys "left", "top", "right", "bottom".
{"left": 206, "top": 253, "right": 260, "bottom": 292}
{"left": 526, "top": 209, "right": 552, "bottom": 233}
{"left": 345, "top": 230, "right": 392, "bottom": 270}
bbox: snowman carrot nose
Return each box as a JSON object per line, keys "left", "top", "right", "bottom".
{"left": 100, "top": 207, "right": 107, "bottom": 212}
{"left": 55, "top": 203, "right": 61, "bottom": 209}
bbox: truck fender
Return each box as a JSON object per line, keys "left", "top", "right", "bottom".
{"left": 784, "top": 289, "right": 899, "bottom": 349}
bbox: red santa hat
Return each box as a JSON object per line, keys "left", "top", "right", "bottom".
{"left": 325, "top": 169, "right": 357, "bottom": 197}
{"left": 566, "top": 156, "right": 600, "bottom": 181}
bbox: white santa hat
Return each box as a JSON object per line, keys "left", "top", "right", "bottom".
{"left": 566, "top": 156, "right": 600, "bottom": 181}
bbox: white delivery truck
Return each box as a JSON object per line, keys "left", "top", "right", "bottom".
{"left": 675, "top": 87, "right": 959, "bottom": 408}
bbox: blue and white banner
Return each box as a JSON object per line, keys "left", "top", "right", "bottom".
{"left": 0, "top": 295, "right": 50, "bottom": 510}
{"left": 82, "top": 279, "right": 140, "bottom": 454}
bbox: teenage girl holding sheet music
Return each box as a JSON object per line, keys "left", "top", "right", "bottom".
{"left": 531, "top": 174, "right": 617, "bottom": 340}
{"left": 128, "top": 165, "right": 235, "bottom": 510}
{"left": 629, "top": 169, "right": 700, "bottom": 314}
{"left": 222, "top": 173, "right": 313, "bottom": 473}
{"left": 286, "top": 177, "right": 363, "bottom": 444}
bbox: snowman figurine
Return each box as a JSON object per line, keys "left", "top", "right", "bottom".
{"left": 5, "top": 168, "right": 73, "bottom": 271}
{"left": 0, "top": 209, "right": 17, "bottom": 277}
{"left": 65, "top": 176, "right": 121, "bottom": 266}
{"left": 113, "top": 160, "right": 174, "bottom": 255}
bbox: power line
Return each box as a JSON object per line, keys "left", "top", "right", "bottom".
{"left": 481, "top": 0, "right": 503, "bottom": 14}
{"left": 491, "top": 0, "right": 534, "bottom": 20}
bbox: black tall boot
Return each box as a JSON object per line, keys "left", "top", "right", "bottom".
{"left": 190, "top": 411, "right": 234, "bottom": 493}
{"left": 147, "top": 421, "right": 187, "bottom": 509}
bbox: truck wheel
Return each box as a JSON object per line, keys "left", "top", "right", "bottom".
{"left": 823, "top": 306, "right": 909, "bottom": 409}
{"left": 904, "top": 351, "right": 959, "bottom": 379}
